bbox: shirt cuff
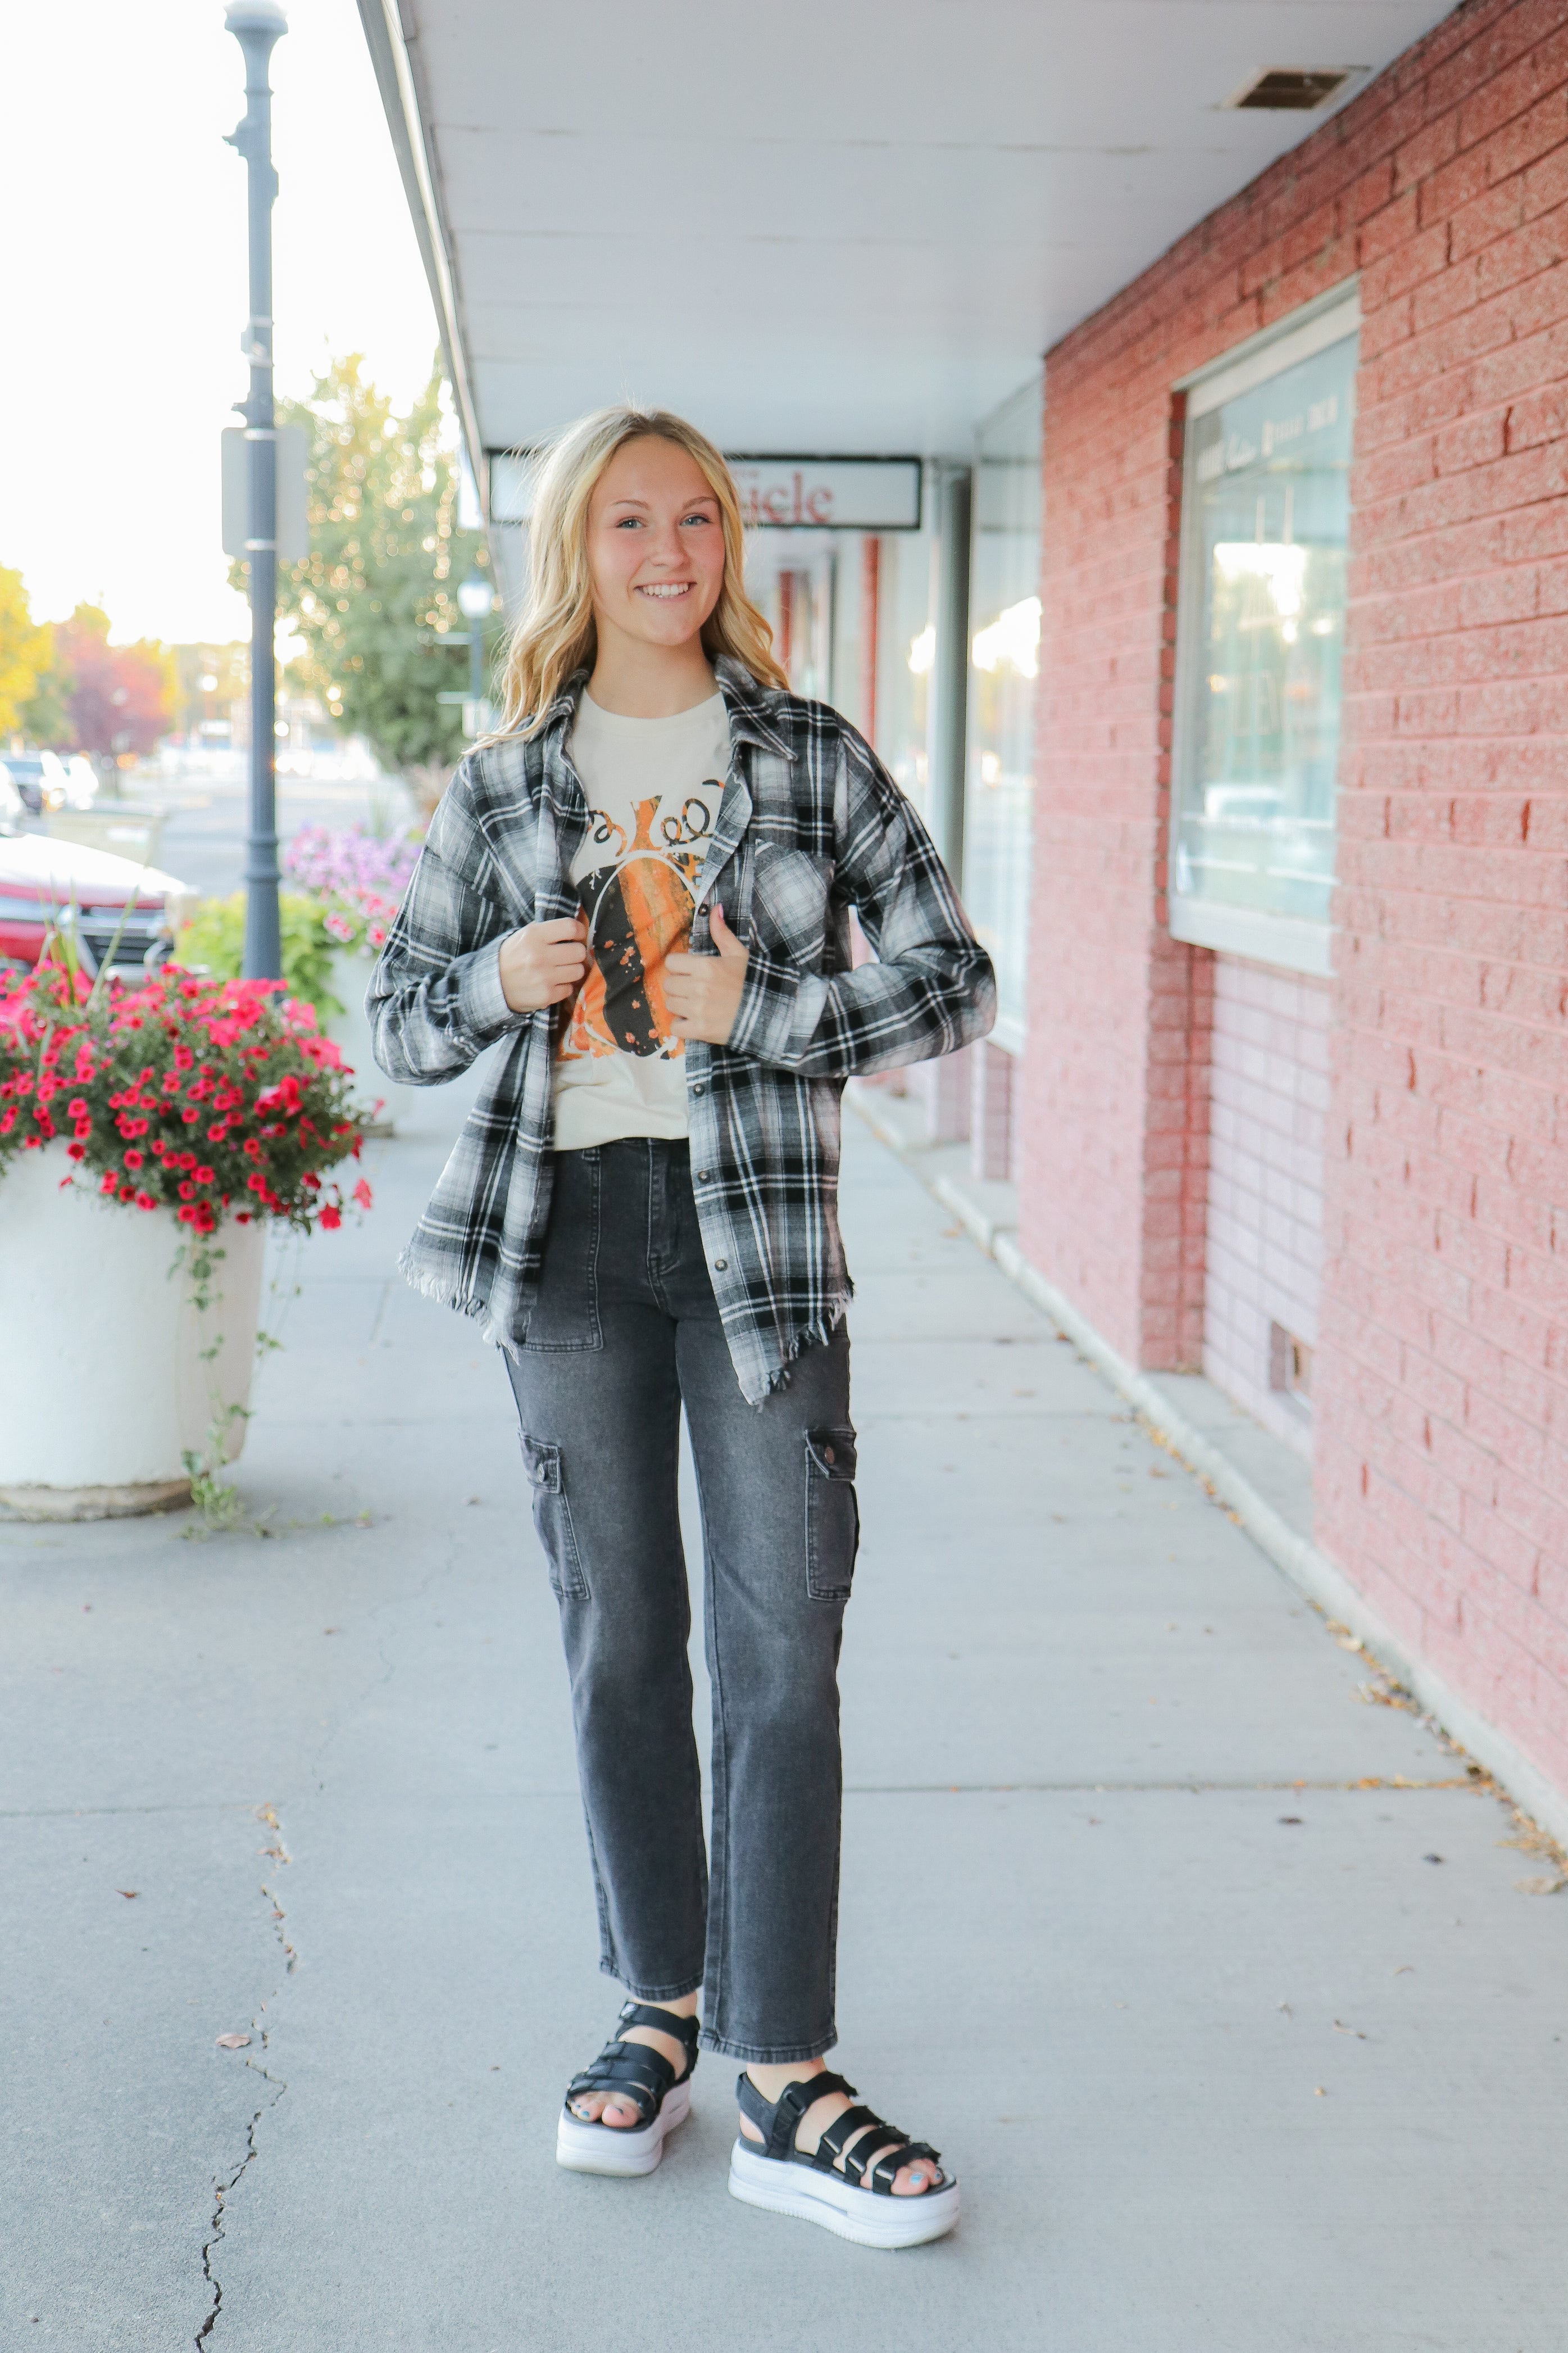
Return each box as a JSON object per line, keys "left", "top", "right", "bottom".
{"left": 728, "top": 956, "right": 828, "bottom": 1067}
{"left": 457, "top": 937, "right": 520, "bottom": 1048}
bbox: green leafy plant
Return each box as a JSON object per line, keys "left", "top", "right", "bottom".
{"left": 253, "top": 355, "right": 498, "bottom": 810}
{"left": 175, "top": 893, "right": 345, "bottom": 1024}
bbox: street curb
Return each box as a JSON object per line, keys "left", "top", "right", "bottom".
{"left": 849, "top": 1083, "right": 1568, "bottom": 1853}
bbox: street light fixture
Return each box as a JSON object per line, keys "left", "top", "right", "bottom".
{"left": 224, "top": 0, "right": 288, "bottom": 980}
{"left": 457, "top": 566, "right": 496, "bottom": 735}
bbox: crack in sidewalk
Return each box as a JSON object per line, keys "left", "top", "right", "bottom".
{"left": 190, "top": 1528, "right": 457, "bottom": 2342}
{"left": 194, "top": 1803, "right": 296, "bottom": 2347}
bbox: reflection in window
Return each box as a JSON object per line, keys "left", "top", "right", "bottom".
{"left": 965, "top": 377, "right": 1042, "bottom": 1044}
{"left": 1172, "top": 305, "right": 1357, "bottom": 959}
{"left": 747, "top": 542, "right": 836, "bottom": 703}
{"left": 878, "top": 529, "right": 935, "bottom": 817}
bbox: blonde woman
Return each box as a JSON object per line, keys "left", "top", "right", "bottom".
{"left": 370, "top": 407, "right": 993, "bottom": 2250}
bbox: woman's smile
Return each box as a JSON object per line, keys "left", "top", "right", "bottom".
{"left": 636, "top": 581, "right": 694, "bottom": 600}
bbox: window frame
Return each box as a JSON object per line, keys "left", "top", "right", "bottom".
{"left": 963, "top": 371, "right": 1044, "bottom": 1053}
{"left": 1167, "top": 283, "right": 1361, "bottom": 979}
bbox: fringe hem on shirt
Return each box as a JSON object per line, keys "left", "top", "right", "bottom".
{"left": 399, "top": 1248, "right": 852, "bottom": 1404}
{"left": 750, "top": 1289, "right": 853, "bottom": 1404}
{"left": 396, "top": 1249, "right": 524, "bottom": 1359}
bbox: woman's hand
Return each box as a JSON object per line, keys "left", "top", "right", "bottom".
{"left": 498, "top": 915, "right": 589, "bottom": 1013}
{"left": 665, "top": 904, "right": 749, "bottom": 1046}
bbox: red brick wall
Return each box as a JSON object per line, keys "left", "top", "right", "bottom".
{"left": 1023, "top": 0, "right": 1568, "bottom": 1796}
{"left": 1321, "top": 0, "right": 1568, "bottom": 1796}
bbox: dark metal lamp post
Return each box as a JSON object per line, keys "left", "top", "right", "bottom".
{"left": 225, "top": 0, "right": 288, "bottom": 980}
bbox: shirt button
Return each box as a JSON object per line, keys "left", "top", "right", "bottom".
{"left": 697, "top": 1169, "right": 710, "bottom": 1182}
{"left": 691, "top": 1082, "right": 705, "bottom": 1096}
{"left": 713, "top": 1257, "right": 728, "bottom": 1272}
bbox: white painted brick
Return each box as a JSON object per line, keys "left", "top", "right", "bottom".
{"left": 1202, "top": 957, "right": 1329, "bottom": 1457}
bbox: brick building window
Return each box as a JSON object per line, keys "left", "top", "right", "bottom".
{"left": 1170, "top": 288, "right": 1359, "bottom": 976}
{"left": 965, "top": 375, "right": 1043, "bottom": 1048}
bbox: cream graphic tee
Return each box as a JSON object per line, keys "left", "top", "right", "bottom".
{"left": 551, "top": 690, "right": 731, "bottom": 1152}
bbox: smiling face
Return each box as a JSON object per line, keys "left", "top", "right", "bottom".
{"left": 584, "top": 435, "right": 728, "bottom": 662}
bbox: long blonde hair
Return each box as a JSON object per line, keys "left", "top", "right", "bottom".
{"left": 492, "top": 405, "right": 787, "bottom": 737}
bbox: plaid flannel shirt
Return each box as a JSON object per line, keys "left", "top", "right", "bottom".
{"left": 367, "top": 658, "right": 995, "bottom": 1402}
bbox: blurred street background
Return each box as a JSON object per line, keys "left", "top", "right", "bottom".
{"left": 3, "top": 0, "right": 1568, "bottom": 2345}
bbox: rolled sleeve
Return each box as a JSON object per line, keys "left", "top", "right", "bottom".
{"left": 456, "top": 935, "right": 517, "bottom": 1047}
{"left": 728, "top": 954, "right": 824, "bottom": 1064}
{"left": 726, "top": 733, "right": 994, "bottom": 1079}
{"left": 366, "top": 759, "right": 526, "bottom": 1086}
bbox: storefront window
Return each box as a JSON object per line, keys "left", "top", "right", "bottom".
{"left": 746, "top": 537, "right": 837, "bottom": 703}
{"left": 879, "top": 525, "right": 934, "bottom": 820}
{"left": 964, "top": 378, "right": 1042, "bottom": 1046}
{"left": 1170, "top": 291, "right": 1359, "bottom": 974}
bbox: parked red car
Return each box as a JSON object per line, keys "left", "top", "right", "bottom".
{"left": 0, "top": 835, "right": 197, "bottom": 978}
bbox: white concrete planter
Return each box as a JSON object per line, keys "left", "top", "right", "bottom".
{"left": 0, "top": 1147, "right": 266, "bottom": 1520}
{"left": 325, "top": 948, "right": 413, "bottom": 1135}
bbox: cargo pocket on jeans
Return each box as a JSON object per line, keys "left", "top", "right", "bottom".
{"left": 520, "top": 1434, "right": 590, "bottom": 1601}
{"left": 805, "top": 1426, "right": 859, "bottom": 1602}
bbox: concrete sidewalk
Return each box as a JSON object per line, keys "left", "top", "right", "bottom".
{"left": 3, "top": 1075, "right": 1565, "bottom": 2350}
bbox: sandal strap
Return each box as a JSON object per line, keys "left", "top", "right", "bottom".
{"left": 735, "top": 2069, "right": 857, "bottom": 2161}
{"left": 869, "top": 2138, "right": 942, "bottom": 2195}
{"left": 566, "top": 2038, "right": 678, "bottom": 2120}
{"left": 828, "top": 2117, "right": 909, "bottom": 2185}
{"left": 616, "top": 2001, "right": 699, "bottom": 2065}
{"left": 815, "top": 2102, "right": 885, "bottom": 2173}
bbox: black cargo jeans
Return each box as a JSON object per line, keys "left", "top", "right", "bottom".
{"left": 505, "top": 1138, "right": 858, "bottom": 2064}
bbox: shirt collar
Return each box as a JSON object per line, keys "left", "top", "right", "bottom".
{"left": 535, "top": 656, "right": 797, "bottom": 765}
{"left": 715, "top": 656, "right": 797, "bottom": 762}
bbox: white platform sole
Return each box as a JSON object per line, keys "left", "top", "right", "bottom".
{"left": 728, "top": 2138, "right": 960, "bottom": 2248}
{"left": 556, "top": 2078, "right": 692, "bottom": 2177}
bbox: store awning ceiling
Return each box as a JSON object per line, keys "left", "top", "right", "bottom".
{"left": 359, "top": 0, "right": 1456, "bottom": 476}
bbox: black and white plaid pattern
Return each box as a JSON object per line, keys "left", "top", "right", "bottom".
{"left": 367, "top": 659, "right": 995, "bottom": 1401}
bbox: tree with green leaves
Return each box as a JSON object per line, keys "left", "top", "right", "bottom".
{"left": 263, "top": 356, "right": 498, "bottom": 809}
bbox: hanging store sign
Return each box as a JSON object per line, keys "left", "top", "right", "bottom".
{"left": 486, "top": 450, "right": 924, "bottom": 532}
{"left": 728, "top": 456, "right": 922, "bottom": 531}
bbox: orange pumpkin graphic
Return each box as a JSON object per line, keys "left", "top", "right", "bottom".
{"left": 563, "top": 796, "right": 701, "bottom": 1060}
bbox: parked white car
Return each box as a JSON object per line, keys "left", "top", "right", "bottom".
{"left": 0, "top": 749, "right": 98, "bottom": 817}
{"left": 0, "top": 833, "right": 197, "bottom": 977}
{"left": 56, "top": 755, "right": 100, "bottom": 810}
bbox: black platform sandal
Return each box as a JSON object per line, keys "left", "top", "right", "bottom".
{"left": 556, "top": 2001, "right": 700, "bottom": 2177}
{"left": 728, "top": 2070, "right": 960, "bottom": 2248}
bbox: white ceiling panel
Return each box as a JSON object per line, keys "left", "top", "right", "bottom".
{"left": 367, "top": 0, "right": 1460, "bottom": 459}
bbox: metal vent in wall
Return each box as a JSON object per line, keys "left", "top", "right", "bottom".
{"left": 1270, "top": 1323, "right": 1314, "bottom": 1412}
{"left": 1226, "top": 67, "right": 1358, "bottom": 111}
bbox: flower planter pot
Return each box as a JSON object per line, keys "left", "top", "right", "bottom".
{"left": 325, "top": 949, "right": 414, "bottom": 1136}
{"left": 0, "top": 1146, "right": 266, "bottom": 1520}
